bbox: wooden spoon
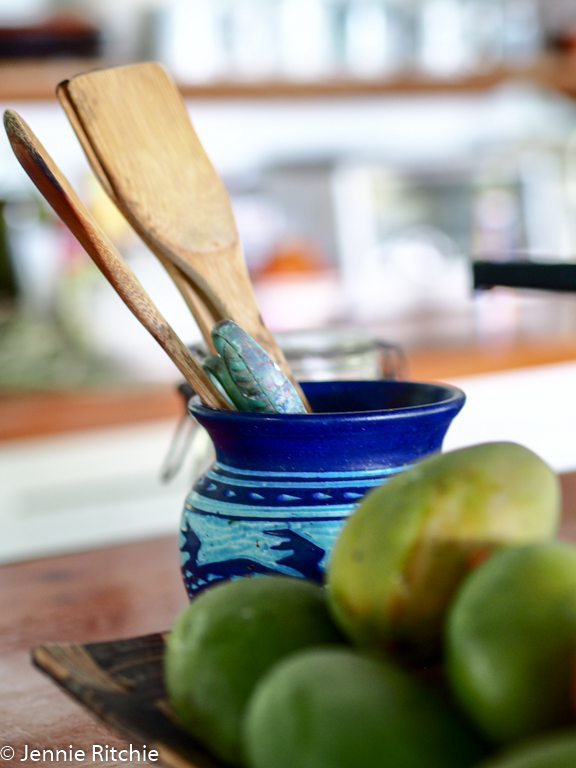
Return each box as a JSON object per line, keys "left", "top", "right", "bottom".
{"left": 3, "top": 109, "right": 230, "bottom": 411}
{"left": 57, "top": 62, "right": 311, "bottom": 412}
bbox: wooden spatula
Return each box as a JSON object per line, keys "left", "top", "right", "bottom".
{"left": 57, "top": 62, "right": 311, "bottom": 411}
{"left": 57, "top": 82, "right": 218, "bottom": 353}
{"left": 3, "top": 109, "right": 230, "bottom": 411}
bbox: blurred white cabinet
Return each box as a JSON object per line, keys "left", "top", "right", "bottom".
{"left": 445, "top": 360, "right": 576, "bottom": 475}
{"left": 0, "top": 419, "right": 190, "bottom": 563}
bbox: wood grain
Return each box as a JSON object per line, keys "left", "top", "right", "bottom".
{"left": 32, "top": 634, "right": 222, "bottom": 768}
{"left": 0, "top": 536, "right": 188, "bottom": 767}
{"left": 60, "top": 62, "right": 311, "bottom": 411}
{"left": 57, "top": 81, "right": 218, "bottom": 354}
{"left": 3, "top": 109, "right": 229, "bottom": 410}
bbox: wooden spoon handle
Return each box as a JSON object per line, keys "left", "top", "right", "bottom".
{"left": 3, "top": 110, "right": 230, "bottom": 411}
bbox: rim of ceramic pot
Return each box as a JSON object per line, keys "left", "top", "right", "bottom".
{"left": 188, "top": 379, "right": 465, "bottom": 423}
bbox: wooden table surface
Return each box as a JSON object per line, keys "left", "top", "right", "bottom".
{"left": 2, "top": 474, "right": 576, "bottom": 767}
{"left": 0, "top": 537, "right": 188, "bottom": 767}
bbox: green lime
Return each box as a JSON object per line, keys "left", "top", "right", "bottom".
{"left": 164, "top": 576, "right": 345, "bottom": 765}
{"left": 243, "top": 647, "right": 488, "bottom": 768}
{"left": 478, "top": 731, "right": 576, "bottom": 768}
{"left": 446, "top": 541, "right": 576, "bottom": 744}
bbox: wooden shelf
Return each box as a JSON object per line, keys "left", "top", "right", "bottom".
{"left": 0, "top": 57, "right": 102, "bottom": 101}
{"left": 1, "top": 56, "right": 575, "bottom": 103}
{"left": 177, "top": 67, "right": 518, "bottom": 100}
{"left": 530, "top": 54, "right": 576, "bottom": 98}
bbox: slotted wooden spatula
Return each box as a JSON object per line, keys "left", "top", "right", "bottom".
{"left": 3, "top": 109, "right": 230, "bottom": 411}
{"left": 57, "top": 62, "right": 310, "bottom": 411}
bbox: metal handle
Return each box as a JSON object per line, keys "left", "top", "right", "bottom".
{"left": 374, "top": 340, "right": 409, "bottom": 380}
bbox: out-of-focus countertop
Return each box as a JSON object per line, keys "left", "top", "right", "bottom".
{"left": 0, "top": 385, "right": 183, "bottom": 442}
{"left": 1, "top": 336, "right": 575, "bottom": 442}
{"left": 407, "top": 337, "right": 576, "bottom": 381}
{"left": 2, "top": 334, "right": 576, "bottom": 565}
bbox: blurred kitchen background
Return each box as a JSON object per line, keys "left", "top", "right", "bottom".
{"left": 3, "top": 0, "right": 576, "bottom": 562}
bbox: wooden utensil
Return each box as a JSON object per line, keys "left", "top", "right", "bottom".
{"left": 3, "top": 109, "right": 230, "bottom": 411}
{"left": 57, "top": 62, "right": 311, "bottom": 412}
{"left": 57, "top": 84, "right": 218, "bottom": 353}
{"left": 33, "top": 633, "right": 216, "bottom": 768}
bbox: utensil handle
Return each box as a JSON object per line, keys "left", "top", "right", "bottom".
{"left": 3, "top": 110, "right": 230, "bottom": 410}
{"left": 473, "top": 260, "right": 576, "bottom": 293}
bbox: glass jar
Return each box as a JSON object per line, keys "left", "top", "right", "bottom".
{"left": 275, "top": 326, "right": 406, "bottom": 381}
{"left": 161, "top": 327, "right": 406, "bottom": 483}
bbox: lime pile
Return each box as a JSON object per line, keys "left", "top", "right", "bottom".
{"left": 164, "top": 576, "right": 345, "bottom": 764}
{"left": 164, "top": 441, "right": 576, "bottom": 768}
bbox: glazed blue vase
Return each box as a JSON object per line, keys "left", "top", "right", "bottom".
{"left": 180, "top": 380, "right": 465, "bottom": 598}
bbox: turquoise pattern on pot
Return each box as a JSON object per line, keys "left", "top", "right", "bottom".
{"left": 180, "top": 380, "right": 465, "bottom": 598}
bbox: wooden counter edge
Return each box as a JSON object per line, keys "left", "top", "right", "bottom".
{"left": 0, "top": 384, "right": 183, "bottom": 442}
{"left": 1, "top": 335, "right": 576, "bottom": 442}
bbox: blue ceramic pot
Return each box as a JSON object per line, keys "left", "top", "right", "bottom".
{"left": 180, "top": 380, "right": 465, "bottom": 598}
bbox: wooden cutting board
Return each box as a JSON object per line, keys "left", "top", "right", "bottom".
{"left": 32, "top": 633, "right": 222, "bottom": 768}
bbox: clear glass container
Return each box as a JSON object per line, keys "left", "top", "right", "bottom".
{"left": 161, "top": 327, "right": 406, "bottom": 483}
{"left": 275, "top": 326, "right": 406, "bottom": 381}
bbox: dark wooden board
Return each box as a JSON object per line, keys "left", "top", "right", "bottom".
{"left": 32, "top": 634, "right": 224, "bottom": 768}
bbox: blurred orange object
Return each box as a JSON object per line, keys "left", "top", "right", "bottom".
{"left": 256, "top": 238, "right": 330, "bottom": 278}
{"left": 253, "top": 238, "right": 341, "bottom": 331}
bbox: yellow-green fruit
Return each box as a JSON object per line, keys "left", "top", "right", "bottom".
{"left": 164, "top": 576, "right": 345, "bottom": 765}
{"left": 477, "top": 731, "right": 576, "bottom": 768}
{"left": 446, "top": 542, "right": 576, "bottom": 744}
{"left": 243, "top": 648, "right": 489, "bottom": 768}
{"left": 327, "top": 442, "right": 559, "bottom": 659}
